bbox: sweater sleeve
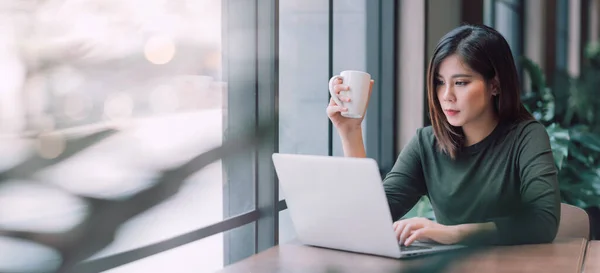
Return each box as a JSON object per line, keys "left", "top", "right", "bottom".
{"left": 382, "top": 131, "right": 428, "bottom": 222}
{"left": 491, "top": 121, "right": 561, "bottom": 245}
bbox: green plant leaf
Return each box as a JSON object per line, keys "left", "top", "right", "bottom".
{"left": 585, "top": 41, "right": 600, "bottom": 60}
{"left": 572, "top": 130, "right": 600, "bottom": 153}
{"left": 520, "top": 57, "right": 553, "bottom": 122}
{"left": 569, "top": 142, "right": 591, "bottom": 167}
{"left": 520, "top": 57, "right": 556, "bottom": 123}
{"left": 547, "top": 123, "right": 570, "bottom": 139}
{"left": 546, "top": 123, "right": 570, "bottom": 169}
{"left": 520, "top": 57, "right": 547, "bottom": 92}
{"left": 522, "top": 45, "right": 600, "bottom": 210}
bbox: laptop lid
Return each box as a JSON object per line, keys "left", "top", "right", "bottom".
{"left": 272, "top": 153, "right": 402, "bottom": 258}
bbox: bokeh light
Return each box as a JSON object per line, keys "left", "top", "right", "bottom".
{"left": 36, "top": 132, "right": 66, "bottom": 159}
{"left": 144, "top": 35, "right": 176, "bottom": 65}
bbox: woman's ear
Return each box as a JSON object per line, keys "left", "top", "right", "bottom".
{"left": 490, "top": 77, "right": 500, "bottom": 96}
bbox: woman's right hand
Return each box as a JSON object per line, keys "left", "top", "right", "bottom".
{"left": 326, "top": 78, "right": 374, "bottom": 134}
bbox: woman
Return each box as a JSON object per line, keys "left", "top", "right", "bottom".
{"left": 327, "top": 24, "right": 560, "bottom": 247}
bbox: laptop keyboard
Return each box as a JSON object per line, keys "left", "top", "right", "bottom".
{"left": 400, "top": 245, "right": 433, "bottom": 251}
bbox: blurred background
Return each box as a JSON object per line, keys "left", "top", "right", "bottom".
{"left": 0, "top": 0, "right": 598, "bottom": 272}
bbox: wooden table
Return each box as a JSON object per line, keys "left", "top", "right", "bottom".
{"left": 218, "top": 238, "right": 587, "bottom": 273}
{"left": 584, "top": 240, "right": 600, "bottom": 273}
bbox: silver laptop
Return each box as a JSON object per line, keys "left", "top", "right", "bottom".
{"left": 272, "top": 153, "right": 466, "bottom": 259}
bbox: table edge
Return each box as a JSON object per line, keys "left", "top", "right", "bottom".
{"left": 576, "top": 238, "right": 588, "bottom": 273}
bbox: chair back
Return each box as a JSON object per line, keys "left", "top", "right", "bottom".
{"left": 556, "top": 203, "right": 590, "bottom": 240}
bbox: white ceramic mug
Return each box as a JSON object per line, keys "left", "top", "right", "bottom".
{"left": 328, "top": 70, "right": 371, "bottom": 119}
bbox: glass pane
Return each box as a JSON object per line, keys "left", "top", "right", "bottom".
{"left": 278, "top": 0, "right": 331, "bottom": 199}
{"left": 278, "top": 0, "right": 331, "bottom": 242}
{"left": 0, "top": 0, "right": 253, "bottom": 271}
{"left": 331, "top": 0, "right": 368, "bottom": 157}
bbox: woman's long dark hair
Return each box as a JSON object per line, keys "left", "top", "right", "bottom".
{"left": 427, "top": 24, "right": 534, "bottom": 159}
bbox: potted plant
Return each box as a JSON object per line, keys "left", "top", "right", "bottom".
{"left": 520, "top": 42, "right": 600, "bottom": 239}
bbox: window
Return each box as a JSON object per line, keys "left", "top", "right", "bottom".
{"left": 60, "top": 1, "right": 234, "bottom": 270}
{"left": 0, "top": 0, "right": 398, "bottom": 272}
{"left": 0, "top": 0, "right": 259, "bottom": 272}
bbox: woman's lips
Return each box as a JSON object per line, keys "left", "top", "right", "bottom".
{"left": 444, "top": 110, "right": 460, "bottom": 116}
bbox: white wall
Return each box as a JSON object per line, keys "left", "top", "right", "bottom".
{"left": 397, "top": 1, "right": 426, "bottom": 150}
{"left": 397, "top": 0, "right": 462, "bottom": 150}
{"left": 568, "top": 0, "right": 582, "bottom": 77}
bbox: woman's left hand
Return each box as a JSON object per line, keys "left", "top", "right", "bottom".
{"left": 393, "top": 217, "right": 463, "bottom": 246}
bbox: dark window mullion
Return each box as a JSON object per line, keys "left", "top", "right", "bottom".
{"left": 424, "top": 0, "right": 430, "bottom": 127}
{"left": 255, "top": 0, "right": 279, "bottom": 253}
{"left": 366, "top": 0, "right": 381, "bottom": 166}
{"left": 328, "top": 0, "right": 335, "bottom": 156}
{"left": 379, "top": 0, "right": 398, "bottom": 173}
{"left": 222, "top": 0, "right": 259, "bottom": 266}
{"left": 366, "top": 0, "right": 397, "bottom": 176}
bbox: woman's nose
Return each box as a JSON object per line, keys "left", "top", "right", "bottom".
{"left": 442, "top": 86, "right": 455, "bottom": 102}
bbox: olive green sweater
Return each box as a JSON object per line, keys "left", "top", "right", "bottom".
{"left": 383, "top": 120, "right": 561, "bottom": 245}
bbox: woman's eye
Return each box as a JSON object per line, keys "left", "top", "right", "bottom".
{"left": 434, "top": 79, "right": 444, "bottom": 86}
{"left": 455, "top": 81, "right": 469, "bottom": 86}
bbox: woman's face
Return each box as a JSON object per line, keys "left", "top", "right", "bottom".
{"left": 435, "top": 54, "right": 497, "bottom": 128}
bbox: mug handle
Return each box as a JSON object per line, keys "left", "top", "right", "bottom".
{"left": 328, "top": 75, "right": 344, "bottom": 106}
